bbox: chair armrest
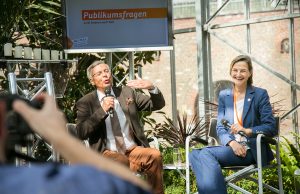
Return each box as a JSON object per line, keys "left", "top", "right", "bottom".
{"left": 256, "top": 132, "right": 277, "bottom": 144}
{"left": 256, "top": 133, "right": 278, "bottom": 168}
{"left": 190, "top": 136, "right": 208, "bottom": 145}
{"left": 66, "top": 123, "right": 78, "bottom": 137}
{"left": 66, "top": 123, "right": 90, "bottom": 148}
{"left": 260, "top": 135, "right": 277, "bottom": 145}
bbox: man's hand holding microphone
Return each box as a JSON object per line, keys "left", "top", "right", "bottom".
{"left": 101, "top": 87, "right": 114, "bottom": 116}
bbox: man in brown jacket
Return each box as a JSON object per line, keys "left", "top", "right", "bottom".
{"left": 75, "top": 61, "right": 165, "bottom": 194}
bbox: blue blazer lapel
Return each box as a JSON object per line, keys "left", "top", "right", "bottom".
{"left": 242, "top": 86, "right": 254, "bottom": 124}
{"left": 225, "top": 89, "right": 234, "bottom": 125}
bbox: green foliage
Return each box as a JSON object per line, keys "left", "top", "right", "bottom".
{"left": 161, "top": 147, "right": 198, "bottom": 194}
{"left": 134, "top": 51, "right": 160, "bottom": 64}
{"left": 165, "top": 184, "right": 185, "bottom": 194}
{"left": 0, "top": 0, "right": 63, "bottom": 55}
{"left": 275, "top": 133, "right": 300, "bottom": 192}
{"left": 161, "top": 147, "right": 173, "bottom": 164}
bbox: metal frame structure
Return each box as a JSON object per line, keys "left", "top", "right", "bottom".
{"left": 193, "top": 0, "right": 300, "bottom": 144}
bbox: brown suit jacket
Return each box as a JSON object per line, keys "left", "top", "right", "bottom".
{"left": 75, "top": 86, "right": 165, "bottom": 153}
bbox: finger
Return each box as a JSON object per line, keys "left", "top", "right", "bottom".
{"left": 104, "top": 96, "right": 114, "bottom": 102}
{"left": 40, "top": 95, "right": 57, "bottom": 112}
{"left": 126, "top": 82, "right": 138, "bottom": 88}
{"left": 109, "top": 101, "right": 114, "bottom": 108}
{"left": 230, "top": 129, "right": 236, "bottom": 134}
{"left": 240, "top": 151, "right": 246, "bottom": 157}
{"left": 127, "top": 80, "right": 137, "bottom": 86}
{"left": 242, "top": 152, "right": 246, "bottom": 158}
{"left": 241, "top": 148, "right": 247, "bottom": 157}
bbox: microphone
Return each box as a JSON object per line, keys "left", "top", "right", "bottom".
{"left": 221, "top": 119, "right": 247, "bottom": 137}
{"left": 221, "top": 119, "right": 231, "bottom": 129}
{"left": 104, "top": 87, "right": 114, "bottom": 115}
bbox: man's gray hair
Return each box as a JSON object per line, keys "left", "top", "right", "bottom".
{"left": 86, "top": 60, "right": 107, "bottom": 80}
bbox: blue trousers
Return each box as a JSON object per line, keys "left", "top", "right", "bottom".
{"left": 189, "top": 146, "right": 255, "bottom": 194}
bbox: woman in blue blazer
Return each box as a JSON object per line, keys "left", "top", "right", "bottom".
{"left": 189, "top": 55, "right": 277, "bottom": 194}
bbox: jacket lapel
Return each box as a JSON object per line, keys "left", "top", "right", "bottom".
{"left": 112, "top": 87, "right": 128, "bottom": 113}
{"left": 92, "top": 90, "right": 101, "bottom": 109}
{"left": 242, "top": 86, "right": 254, "bottom": 123}
{"left": 225, "top": 89, "right": 234, "bottom": 124}
{"left": 112, "top": 87, "right": 135, "bottom": 131}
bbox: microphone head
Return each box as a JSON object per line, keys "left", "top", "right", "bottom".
{"left": 104, "top": 87, "right": 111, "bottom": 96}
{"left": 221, "top": 119, "right": 231, "bottom": 129}
{"left": 221, "top": 119, "right": 228, "bottom": 126}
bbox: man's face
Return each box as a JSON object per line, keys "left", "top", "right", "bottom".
{"left": 90, "top": 63, "right": 112, "bottom": 91}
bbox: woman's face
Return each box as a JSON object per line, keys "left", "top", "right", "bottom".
{"left": 230, "top": 61, "right": 251, "bottom": 88}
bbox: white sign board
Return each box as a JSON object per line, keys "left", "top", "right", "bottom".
{"left": 64, "top": 0, "right": 173, "bottom": 53}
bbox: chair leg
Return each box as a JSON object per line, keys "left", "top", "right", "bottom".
{"left": 276, "top": 142, "right": 284, "bottom": 194}
{"left": 185, "top": 136, "right": 191, "bottom": 194}
{"left": 257, "top": 135, "right": 263, "bottom": 194}
{"left": 258, "top": 166, "right": 263, "bottom": 194}
{"left": 227, "top": 183, "right": 252, "bottom": 194}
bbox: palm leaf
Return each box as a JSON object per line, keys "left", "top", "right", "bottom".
{"left": 155, "top": 110, "right": 208, "bottom": 147}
